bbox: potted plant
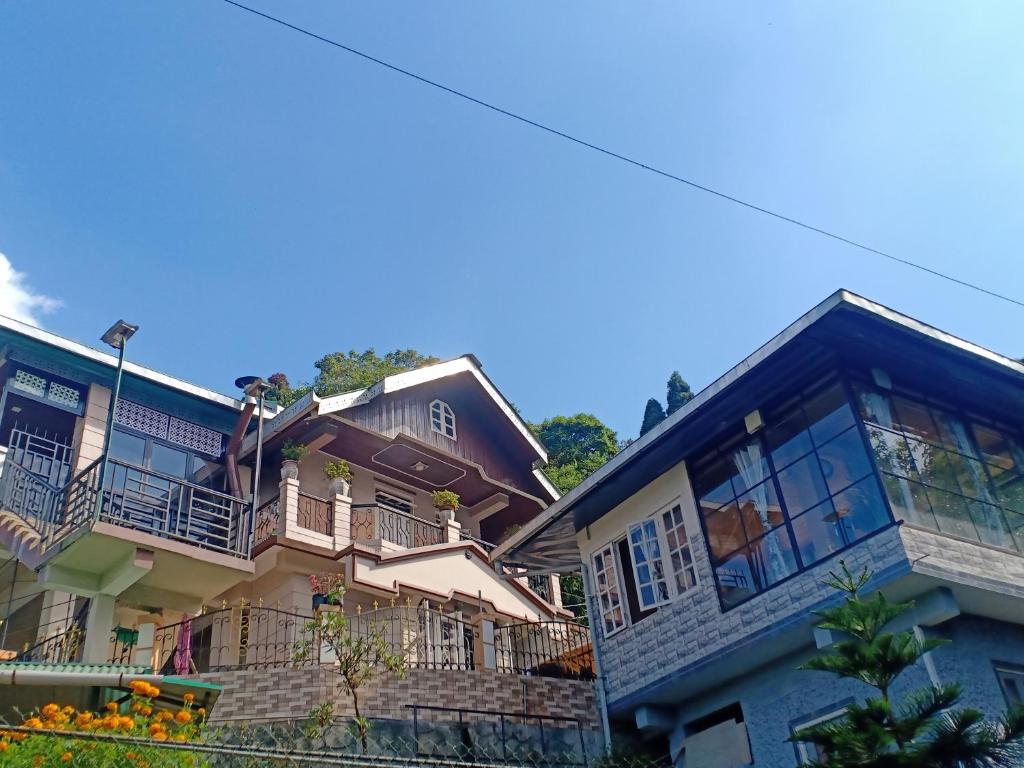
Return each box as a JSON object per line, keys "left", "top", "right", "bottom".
{"left": 323, "top": 459, "right": 353, "bottom": 497}
{"left": 431, "top": 489, "right": 460, "bottom": 522}
{"left": 280, "top": 441, "right": 308, "bottom": 480}
{"left": 309, "top": 573, "right": 344, "bottom": 610}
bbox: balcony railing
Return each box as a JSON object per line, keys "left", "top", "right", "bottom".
{"left": 297, "top": 492, "right": 332, "bottom": 536}
{"left": 494, "top": 620, "right": 594, "bottom": 680}
{"left": 0, "top": 450, "right": 250, "bottom": 559}
{"left": 351, "top": 504, "right": 444, "bottom": 549}
{"left": 151, "top": 605, "right": 590, "bottom": 680}
{"left": 98, "top": 457, "right": 250, "bottom": 558}
{"left": 253, "top": 496, "right": 280, "bottom": 547}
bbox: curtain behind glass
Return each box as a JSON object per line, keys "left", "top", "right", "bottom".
{"left": 732, "top": 442, "right": 788, "bottom": 583}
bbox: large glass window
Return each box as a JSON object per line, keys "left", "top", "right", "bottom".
{"left": 692, "top": 381, "right": 891, "bottom": 609}
{"left": 627, "top": 519, "right": 671, "bottom": 609}
{"left": 855, "top": 382, "right": 1024, "bottom": 552}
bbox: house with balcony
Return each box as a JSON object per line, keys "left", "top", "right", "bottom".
{"left": 0, "top": 316, "right": 597, "bottom": 754}
{"left": 496, "top": 290, "right": 1024, "bottom": 767}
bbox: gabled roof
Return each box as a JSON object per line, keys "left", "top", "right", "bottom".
{"left": 241, "top": 354, "right": 550, "bottom": 465}
{"left": 493, "top": 289, "right": 1024, "bottom": 573}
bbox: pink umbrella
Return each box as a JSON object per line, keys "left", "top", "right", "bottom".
{"left": 172, "top": 615, "right": 193, "bottom": 675}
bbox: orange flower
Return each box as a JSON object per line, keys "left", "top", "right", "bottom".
{"left": 147, "top": 686, "right": 161, "bottom": 698}
{"left": 41, "top": 703, "right": 60, "bottom": 719}
{"left": 105, "top": 702, "right": 118, "bottom": 713}
{"left": 174, "top": 710, "right": 192, "bottom": 725}
{"left": 171, "top": 733, "right": 187, "bottom": 742}
{"left": 74, "top": 712, "right": 93, "bottom": 728}
{"left": 61, "top": 706, "right": 75, "bottom": 716}
{"left": 23, "top": 717, "right": 43, "bottom": 729}
{"left": 118, "top": 716, "right": 135, "bottom": 730}
{"left": 148, "top": 723, "right": 165, "bottom": 736}
{"left": 152, "top": 731, "right": 168, "bottom": 742}
{"left": 101, "top": 716, "right": 120, "bottom": 731}
{"left": 183, "top": 693, "right": 194, "bottom": 704}
{"left": 125, "top": 752, "right": 137, "bottom": 760}
{"left": 61, "top": 752, "right": 73, "bottom": 762}
{"left": 196, "top": 707, "right": 206, "bottom": 718}
{"left": 139, "top": 707, "right": 152, "bottom": 717}
{"left": 0, "top": 743, "right": 8, "bottom": 753}
{"left": 33, "top": 756, "right": 44, "bottom": 767}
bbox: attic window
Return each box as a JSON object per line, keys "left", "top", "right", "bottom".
{"left": 430, "top": 400, "right": 457, "bottom": 440}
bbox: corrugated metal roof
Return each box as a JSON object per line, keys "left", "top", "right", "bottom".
{"left": 0, "top": 662, "right": 152, "bottom": 675}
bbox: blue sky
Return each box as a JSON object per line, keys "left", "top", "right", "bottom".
{"left": 2, "top": 2, "right": 1023, "bottom": 439}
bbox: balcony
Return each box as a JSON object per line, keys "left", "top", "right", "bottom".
{"left": 0, "top": 448, "right": 251, "bottom": 561}
{"left": 351, "top": 504, "right": 445, "bottom": 549}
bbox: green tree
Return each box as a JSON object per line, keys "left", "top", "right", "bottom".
{"left": 533, "top": 413, "right": 619, "bottom": 495}
{"left": 666, "top": 371, "right": 694, "bottom": 416}
{"left": 791, "top": 562, "right": 1024, "bottom": 767}
{"left": 270, "top": 348, "right": 439, "bottom": 406}
{"left": 640, "top": 398, "right": 666, "bottom": 436}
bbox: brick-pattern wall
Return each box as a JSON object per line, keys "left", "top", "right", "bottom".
{"left": 595, "top": 525, "right": 911, "bottom": 707}
{"left": 201, "top": 667, "right": 600, "bottom": 731}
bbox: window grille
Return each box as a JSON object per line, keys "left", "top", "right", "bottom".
{"left": 430, "top": 400, "right": 457, "bottom": 440}
{"left": 12, "top": 370, "right": 46, "bottom": 398}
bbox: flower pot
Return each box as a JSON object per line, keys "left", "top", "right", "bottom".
{"left": 328, "top": 477, "right": 351, "bottom": 497}
{"left": 281, "top": 459, "right": 299, "bottom": 480}
{"left": 312, "top": 593, "right": 327, "bottom": 610}
{"left": 435, "top": 507, "right": 457, "bottom": 523}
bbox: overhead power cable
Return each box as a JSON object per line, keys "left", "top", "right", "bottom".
{"left": 219, "top": 0, "right": 1024, "bottom": 310}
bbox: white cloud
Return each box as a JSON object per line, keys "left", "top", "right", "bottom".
{"left": 0, "top": 252, "right": 61, "bottom": 326}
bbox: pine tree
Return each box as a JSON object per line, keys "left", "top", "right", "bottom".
{"left": 640, "top": 398, "right": 667, "bottom": 436}
{"left": 666, "top": 371, "right": 694, "bottom": 416}
{"left": 792, "top": 562, "right": 1024, "bottom": 767}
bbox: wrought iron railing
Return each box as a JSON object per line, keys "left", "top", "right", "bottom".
{"left": 350, "top": 504, "right": 444, "bottom": 549}
{"left": 6, "top": 427, "right": 73, "bottom": 487}
{"left": 459, "top": 529, "right": 498, "bottom": 555}
{"left": 16, "top": 601, "right": 88, "bottom": 664}
{"left": 97, "top": 457, "right": 249, "bottom": 558}
{"left": 297, "top": 492, "right": 332, "bottom": 536}
{"left": 0, "top": 460, "right": 63, "bottom": 537}
{"left": 494, "top": 621, "right": 594, "bottom": 680}
{"left": 347, "top": 605, "right": 475, "bottom": 671}
{"left": 527, "top": 575, "right": 553, "bottom": 603}
{"left": 253, "top": 496, "right": 280, "bottom": 547}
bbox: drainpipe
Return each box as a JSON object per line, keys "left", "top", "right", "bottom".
{"left": 225, "top": 400, "right": 257, "bottom": 501}
{"left": 581, "top": 561, "right": 613, "bottom": 755}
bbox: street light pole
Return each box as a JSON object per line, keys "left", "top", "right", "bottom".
{"left": 96, "top": 320, "right": 138, "bottom": 520}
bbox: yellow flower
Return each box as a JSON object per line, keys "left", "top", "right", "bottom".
{"left": 174, "top": 710, "right": 192, "bottom": 725}
{"left": 75, "top": 712, "right": 93, "bottom": 728}
{"left": 118, "top": 716, "right": 135, "bottom": 730}
{"left": 105, "top": 702, "right": 118, "bottom": 713}
{"left": 61, "top": 752, "right": 73, "bottom": 762}
{"left": 62, "top": 706, "right": 75, "bottom": 716}
{"left": 183, "top": 693, "right": 194, "bottom": 704}
{"left": 23, "top": 717, "right": 43, "bottom": 729}
{"left": 148, "top": 723, "right": 165, "bottom": 736}
{"left": 147, "top": 686, "right": 161, "bottom": 698}
{"left": 152, "top": 731, "right": 168, "bottom": 742}
{"left": 41, "top": 703, "right": 60, "bottom": 719}
{"left": 196, "top": 707, "right": 206, "bottom": 718}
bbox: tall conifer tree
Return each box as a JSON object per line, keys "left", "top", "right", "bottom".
{"left": 640, "top": 398, "right": 667, "bottom": 436}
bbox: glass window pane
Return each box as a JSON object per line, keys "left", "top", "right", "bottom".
{"left": 109, "top": 429, "right": 146, "bottom": 466}
{"left": 946, "top": 453, "right": 991, "bottom": 502}
{"left": 804, "top": 383, "right": 856, "bottom": 446}
{"left": 777, "top": 454, "right": 828, "bottom": 515}
{"left": 831, "top": 477, "right": 889, "bottom": 542}
{"left": 854, "top": 383, "right": 895, "bottom": 427}
{"left": 694, "top": 457, "right": 737, "bottom": 509}
{"left": 1004, "top": 510, "right": 1024, "bottom": 553}
{"left": 730, "top": 440, "right": 770, "bottom": 496}
{"left": 738, "top": 480, "right": 784, "bottom": 540}
{"left": 704, "top": 502, "right": 746, "bottom": 561}
{"left": 927, "top": 488, "right": 979, "bottom": 541}
{"left": 968, "top": 502, "right": 1015, "bottom": 550}
{"left": 972, "top": 423, "right": 1017, "bottom": 471}
{"left": 891, "top": 395, "right": 942, "bottom": 445}
{"left": 766, "top": 408, "right": 813, "bottom": 470}
{"left": 716, "top": 549, "right": 757, "bottom": 609}
{"left": 993, "top": 472, "right": 1024, "bottom": 514}
{"left": 791, "top": 499, "right": 844, "bottom": 567}
{"left": 150, "top": 443, "right": 188, "bottom": 479}
{"left": 817, "top": 425, "right": 873, "bottom": 495}
{"left": 909, "top": 441, "right": 960, "bottom": 492}
{"left": 749, "top": 528, "right": 798, "bottom": 586}
{"left": 882, "top": 474, "right": 936, "bottom": 529}
{"left": 865, "top": 426, "right": 919, "bottom": 479}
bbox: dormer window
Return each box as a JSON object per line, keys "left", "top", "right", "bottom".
{"left": 430, "top": 400, "right": 457, "bottom": 440}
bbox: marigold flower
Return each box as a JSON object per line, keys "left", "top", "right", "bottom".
{"left": 152, "top": 731, "right": 168, "bottom": 742}
{"left": 125, "top": 752, "right": 136, "bottom": 760}
{"left": 75, "top": 712, "right": 93, "bottom": 727}
{"left": 147, "top": 686, "right": 161, "bottom": 698}
{"left": 148, "top": 723, "right": 165, "bottom": 736}
{"left": 105, "top": 702, "right": 118, "bottom": 712}
{"left": 174, "top": 710, "right": 192, "bottom": 725}
{"left": 171, "top": 733, "right": 187, "bottom": 742}
{"left": 0, "top": 743, "right": 8, "bottom": 753}
{"left": 41, "top": 703, "right": 60, "bottom": 718}
{"left": 33, "top": 757, "right": 44, "bottom": 767}
{"left": 101, "top": 716, "right": 120, "bottom": 731}
{"left": 196, "top": 707, "right": 206, "bottom": 717}
{"left": 61, "top": 752, "right": 73, "bottom": 762}
{"left": 183, "top": 693, "right": 194, "bottom": 704}
{"left": 62, "top": 706, "right": 75, "bottom": 715}
{"left": 119, "top": 716, "right": 135, "bottom": 730}
{"left": 23, "top": 717, "right": 43, "bottom": 729}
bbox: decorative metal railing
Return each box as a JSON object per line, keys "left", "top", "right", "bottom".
{"left": 0, "top": 459, "right": 63, "bottom": 537}
{"left": 97, "top": 457, "right": 249, "bottom": 558}
{"left": 350, "top": 504, "right": 444, "bottom": 549}
{"left": 7, "top": 427, "right": 73, "bottom": 488}
{"left": 253, "top": 496, "right": 280, "bottom": 547}
{"left": 527, "top": 575, "right": 553, "bottom": 603}
{"left": 494, "top": 621, "right": 594, "bottom": 680}
{"left": 16, "top": 601, "right": 88, "bottom": 664}
{"left": 151, "top": 604, "right": 590, "bottom": 680}
{"left": 297, "top": 492, "right": 332, "bottom": 536}
{"left": 459, "top": 529, "right": 498, "bottom": 555}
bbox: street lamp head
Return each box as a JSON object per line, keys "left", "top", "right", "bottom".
{"left": 234, "top": 375, "right": 272, "bottom": 398}
{"left": 101, "top": 320, "right": 139, "bottom": 350}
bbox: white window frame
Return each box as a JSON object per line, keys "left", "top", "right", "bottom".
{"left": 429, "top": 399, "right": 457, "bottom": 440}
{"left": 592, "top": 543, "right": 627, "bottom": 638}
{"left": 627, "top": 518, "right": 672, "bottom": 610}
{"left": 660, "top": 502, "right": 699, "bottom": 597}
{"left": 793, "top": 707, "right": 847, "bottom": 765}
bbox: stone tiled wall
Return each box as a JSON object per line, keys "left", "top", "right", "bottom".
{"left": 902, "top": 525, "right": 1024, "bottom": 598}
{"left": 595, "top": 525, "right": 910, "bottom": 708}
{"left": 201, "top": 667, "right": 600, "bottom": 731}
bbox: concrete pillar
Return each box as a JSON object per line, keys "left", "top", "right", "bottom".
{"left": 332, "top": 492, "right": 352, "bottom": 550}
{"left": 471, "top": 613, "right": 497, "bottom": 670}
{"left": 35, "top": 590, "right": 74, "bottom": 643}
{"left": 72, "top": 384, "right": 111, "bottom": 475}
{"left": 279, "top": 475, "right": 300, "bottom": 539}
{"left": 81, "top": 594, "right": 116, "bottom": 664}
{"left": 132, "top": 622, "right": 156, "bottom": 667}
{"left": 444, "top": 516, "right": 462, "bottom": 544}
